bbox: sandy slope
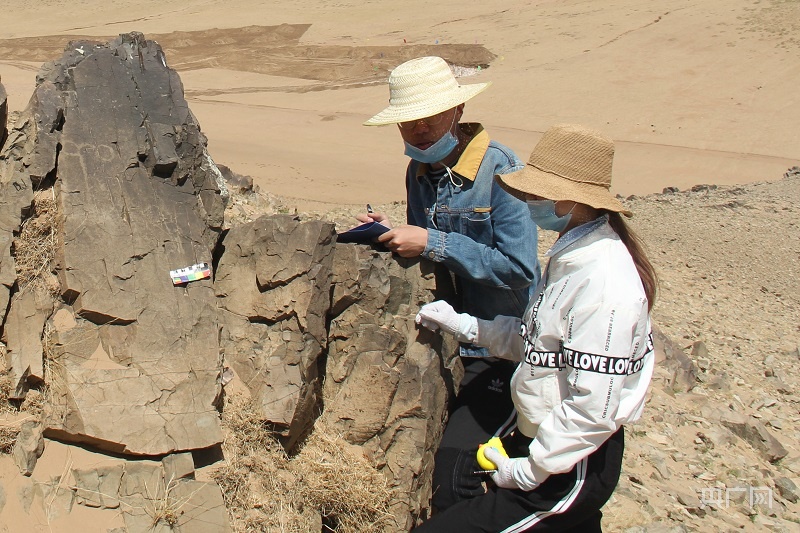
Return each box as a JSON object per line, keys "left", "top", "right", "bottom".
{"left": 1, "top": 2, "right": 800, "bottom": 530}
{"left": 1, "top": 0, "right": 798, "bottom": 211}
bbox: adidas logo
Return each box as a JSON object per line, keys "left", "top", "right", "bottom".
{"left": 488, "top": 378, "right": 504, "bottom": 393}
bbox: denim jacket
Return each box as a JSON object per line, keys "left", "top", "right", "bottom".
{"left": 406, "top": 123, "right": 541, "bottom": 356}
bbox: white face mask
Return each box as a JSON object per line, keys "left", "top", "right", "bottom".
{"left": 526, "top": 200, "right": 574, "bottom": 232}
{"left": 402, "top": 114, "right": 458, "bottom": 163}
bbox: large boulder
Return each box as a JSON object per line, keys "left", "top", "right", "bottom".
{"left": 1, "top": 33, "right": 226, "bottom": 455}
{"left": 216, "top": 214, "right": 335, "bottom": 448}
{"left": 324, "top": 246, "right": 453, "bottom": 530}
{"left": 0, "top": 31, "right": 454, "bottom": 532}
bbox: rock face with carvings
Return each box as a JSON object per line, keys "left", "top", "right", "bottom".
{"left": 2, "top": 33, "right": 227, "bottom": 455}
{"left": 0, "top": 33, "right": 231, "bottom": 530}
{"left": 0, "top": 32, "right": 452, "bottom": 531}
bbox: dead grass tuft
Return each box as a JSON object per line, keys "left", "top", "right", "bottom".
{"left": 211, "top": 394, "right": 301, "bottom": 532}
{"left": 0, "top": 364, "right": 14, "bottom": 416}
{"left": 212, "top": 394, "right": 396, "bottom": 532}
{"left": 0, "top": 347, "right": 21, "bottom": 454}
{"left": 0, "top": 425, "right": 19, "bottom": 454}
{"left": 290, "top": 418, "right": 396, "bottom": 532}
{"left": 14, "top": 188, "right": 60, "bottom": 294}
{"left": 0, "top": 344, "right": 45, "bottom": 455}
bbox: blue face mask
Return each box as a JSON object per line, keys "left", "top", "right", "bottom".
{"left": 526, "top": 200, "right": 573, "bottom": 232}
{"left": 403, "top": 117, "right": 459, "bottom": 163}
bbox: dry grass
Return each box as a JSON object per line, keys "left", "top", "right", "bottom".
{"left": 0, "top": 345, "right": 14, "bottom": 415}
{"left": 290, "top": 419, "right": 396, "bottom": 532}
{"left": 0, "top": 426, "right": 18, "bottom": 454}
{"left": 0, "top": 388, "right": 44, "bottom": 454}
{"left": 211, "top": 394, "right": 299, "bottom": 532}
{"left": 0, "top": 343, "right": 45, "bottom": 455}
{"left": 0, "top": 186, "right": 58, "bottom": 454}
{"left": 14, "top": 188, "right": 60, "bottom": 295}
{"left": 144, "top": 475, "right": 207, "bottom": 528}
{"left": 0, "top": 344, "right": 21, "bottom": 454}
{"left": 212, "top": 394, "right": 396, "bottom": 532}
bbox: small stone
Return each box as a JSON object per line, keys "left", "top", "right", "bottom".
{"left": 732, "top": 394, "right": 746, "bottom": 409}
{"left": 690, "top": 341, "right": 708, "bottom": 359}
{"left": 709, "top": 371, "right": 731, "bottom": 391}
{"left": 628, "top": 475, "right": 644, "bottom": 486}
{"left": 654, "top": 461, "right": 671, "bottom": 480}
{"left": 12, "top": 422, "right": 44, "bottom": 476}
{"left": 677, "top": 491, "right": 700, "bottom": 507}
{"left": 781, "top": 456, "right": 800, "bottom": 475}
{"left": 775, "top": 477, "right": 799, "bottom": 503}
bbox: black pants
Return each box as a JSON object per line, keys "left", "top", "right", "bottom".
{"left": 416, "top": 428, "right": 625, "bottom": 532}
{"left": 431, "top": 358, "right": 518, "bottom": 511}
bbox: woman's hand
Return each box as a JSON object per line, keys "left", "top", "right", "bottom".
{"left": 415, "top": 301, "right": 478, "bottom": 343}
{"left": 483, "top": 448, "right": 540, "bottom": 491}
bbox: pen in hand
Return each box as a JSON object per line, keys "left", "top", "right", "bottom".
{"left": 362, "top": 203, "right": 390, "bottom": 228}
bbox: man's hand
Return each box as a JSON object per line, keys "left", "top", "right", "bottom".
{"left": 483, "top": 448, "right": 540, "bottom": 491}
{"left": 356, "top": 211, "right": 392, "bottom": 228}
{"left": 378, "top": 225, "right": 427, "bottom": 258}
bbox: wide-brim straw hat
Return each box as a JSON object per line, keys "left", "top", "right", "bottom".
{"left": 497, "top": 123, "right": 633, "bottom": 217}
{"left": 363, "top": 56, "right": 490, "bottom": 126}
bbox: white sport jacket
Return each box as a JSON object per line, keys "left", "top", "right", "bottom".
{"left": 476, "top": 218, "right": 654, "bottom": 486}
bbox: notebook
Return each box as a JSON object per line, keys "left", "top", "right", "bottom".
{"left": 336, "top": 221, "right": 390, "bottom": 244}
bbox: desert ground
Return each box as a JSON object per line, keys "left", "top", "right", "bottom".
{"left": 1, "top": 1, "right": 799, "bottom": 532}
{"left": 1, "top": 0, "right": 798, "bottom": 212}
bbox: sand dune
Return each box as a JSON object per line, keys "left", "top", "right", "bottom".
{"left": 1, "top": 0, "right": 797, "bottom": 212}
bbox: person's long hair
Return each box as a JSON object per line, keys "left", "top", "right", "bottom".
{"left": 606, "top": 212, "right": 658, "bottom": 312}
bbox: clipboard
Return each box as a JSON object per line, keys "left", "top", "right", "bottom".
{"left": 336, "top": 222, "right": 390, "bottom": 244}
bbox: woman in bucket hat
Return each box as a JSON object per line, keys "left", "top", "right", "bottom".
{"left": 359, "top": 57, "right": 542, "bottom": 512}
{"left": 414, "top": 124, "right": 657, "bottom": 532}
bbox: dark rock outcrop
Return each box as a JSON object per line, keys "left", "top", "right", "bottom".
{"left": 0, "top": 77, "right": 7, "bottom": 150}
{"left": 1, "top": 33, "right": 226, "bottom": 455}
{"left": 0, "top": 31, "right": 452, "bottom": 531}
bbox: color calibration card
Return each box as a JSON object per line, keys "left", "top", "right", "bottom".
{"left": 170, "top": 262, "right": 212, "bottom": 285}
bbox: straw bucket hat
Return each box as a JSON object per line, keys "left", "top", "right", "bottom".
{"left": 497, "top": 124, "right": 632, "bottom": 216}
{"left": 363, "top": 56, "right": 490, "bottom": 126}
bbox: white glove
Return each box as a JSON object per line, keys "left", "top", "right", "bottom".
{"left": 483, "top": 447, "right": 540, "bottom": 491}
{"left": 415, "top": 301, "right": 478, "bottom": 344}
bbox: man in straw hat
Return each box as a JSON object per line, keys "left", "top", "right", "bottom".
{"left": 360, "top": 56, "right": 540, "bottom": 510}
{"left": 413, "top": 124, "right": 657, "bottom": 532}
